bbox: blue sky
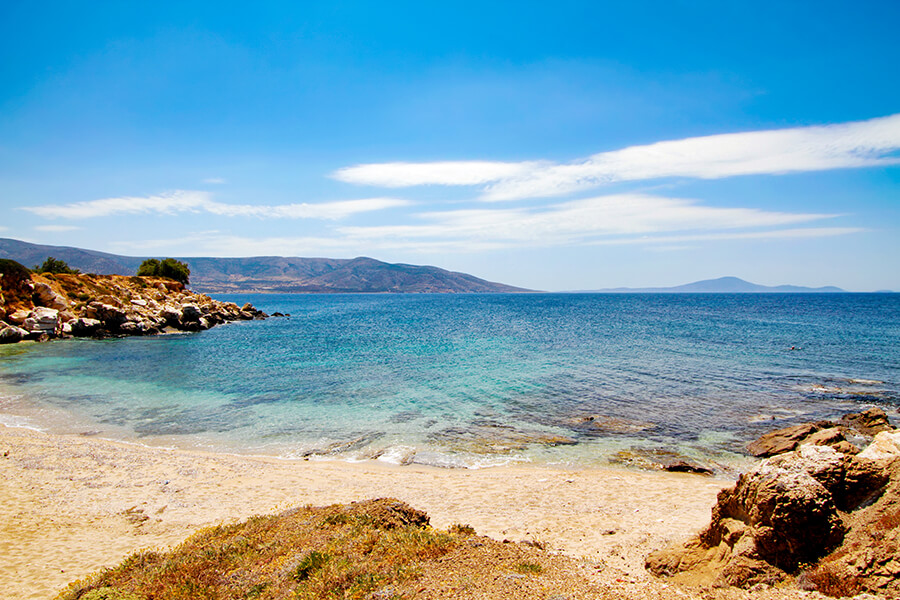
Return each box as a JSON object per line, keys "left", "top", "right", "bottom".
{"left": 1, "top": 1, "right": 898, "bottom": 291}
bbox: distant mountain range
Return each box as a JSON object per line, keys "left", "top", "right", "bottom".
{"left": 0, "top": 238, "right": 529, "bottom": 294}
{"left": 580, "top": 276, "right": 846, "bottom": 293}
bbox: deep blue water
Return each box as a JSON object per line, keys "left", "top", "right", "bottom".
{"left": 1, "top": 293, "right": 898, "bottom": 470}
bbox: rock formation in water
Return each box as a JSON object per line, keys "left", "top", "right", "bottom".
{"left": 646, "top": 410, "right": 900, "bottom": 597}
{"left": 0, "top": 263, "right": 266, "bottom": 343}
{"left": 746, "top": 408, "right": 893, "bottom": 457}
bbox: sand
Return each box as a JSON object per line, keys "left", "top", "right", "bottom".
{"left": 0, "top": 424, "right": 729, "bottom": 600}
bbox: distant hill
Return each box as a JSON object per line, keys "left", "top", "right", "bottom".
{"left": 580, "top": 276, "right": 845, "bottom": 293}
{"left": 0, "top": 238, "right": 530, "bottom": 294}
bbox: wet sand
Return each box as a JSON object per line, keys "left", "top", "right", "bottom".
{"left": 0, "top": 424, "right": 728, "bottom": 600}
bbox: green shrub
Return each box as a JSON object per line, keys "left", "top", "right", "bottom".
{"left": 137, "top": 258, "right": 190, "bottom": 285}
{"left": 0, "top": 258, "right": 31, "bottom": 279}
{"left": 33, "top": 256, "right": 80, "bottom": 274}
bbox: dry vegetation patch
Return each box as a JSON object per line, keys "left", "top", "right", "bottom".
{"left": 55, "top": 498, "right": 602, "bottom": 600}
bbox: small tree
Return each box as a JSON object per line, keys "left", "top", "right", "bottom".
{"left": 33, "top": 256, "right": 80, "bottom": 274}
{"left": 137, "top": 257, "right": 190, "bottom": 285}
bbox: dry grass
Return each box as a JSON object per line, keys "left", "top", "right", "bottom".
{"left": 55, "top": 499, "right": 465, "bottom": 600}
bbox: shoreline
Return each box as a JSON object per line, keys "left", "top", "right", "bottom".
{"left": 0, "top": 423, "right": 728, "bottom": 600}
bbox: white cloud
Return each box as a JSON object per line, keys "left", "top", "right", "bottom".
{"left": 105, "top": 195, "right": 860, "bottom": 257}
{"left": 34, "top": 225, "right": 81, "bottom": 232}
{"left": 338, "top": 193, "right": 838, "bottom": 246}
{"left": 331, "top": 113, "right": 900, "bottom": 201}
{"left": 587, "top": 227, "right": 865, "bottom": 246}
{"left": 332, "top": 161, "right": 539, "bottom": 187}
{"left": 109, "top": 232, "right": 359, "bottom": 256}
{"left": 21, "top": 190, "right": 411, "bottom": 220}
{"left": 24, "top": 190, "right": 210, "bottom": 219}
{"left": 202, "top": 197, "right": 412, "bottom": 220}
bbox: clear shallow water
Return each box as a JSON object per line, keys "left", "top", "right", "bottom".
{"left": 1, "top": 293, "right": 898, "bottom": 471}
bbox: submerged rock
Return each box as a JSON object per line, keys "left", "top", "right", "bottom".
{"left": 661, "top": 460, "right": 715, "bottom": 475}
{"left": 610, "top": 447, "right": 716, "bottom": 475}
{"left": 429, "top": 422, "right": 577, "bottom": 454}
{"left": 564, "top": 414, "right": 656, "bottom": 434}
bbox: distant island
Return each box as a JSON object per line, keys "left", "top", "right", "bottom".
{"left": 576, "top": 276, "right": 846, "bottom": 294}
{"left": 0, "top": 238, "right": 530, "bottom": 294}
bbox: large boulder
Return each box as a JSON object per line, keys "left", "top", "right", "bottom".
{"left": 0, "top": 322, "right": 28, "bottom": 344}
{"left": 180, "top": 303, "right": 202, "bottom": 322}
{"left": 746, "top": 421, "right": 831, "bottom": 457}
{"left": 23, "top": 307, "right": 60, "bottom": 335}
{"left": 159, "top": 304, "right": 182, "bottom": 326}
{"left": 6, "top": 309, "right": 30, "bottom": 325}
{"left": 68, "top": 317, "right": 102, "bottom": 337}
{"left": 840, "top": 408, "right": 894, "bottom": 437}
{"left": 647, "top": 445, "right": 893, "bottom": 589}
{"left": 32, "top": 281, "right": 69, "bottom": 311}
{"left": 859, "top": 431, "right": 900, "bottom": 461}
{"left": 85, "top": 302, "right": 127, "bottom": 327}
{"left": 802, "top": 427, "right": 859, "bottom": 455}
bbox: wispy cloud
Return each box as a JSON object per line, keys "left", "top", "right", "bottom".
{"left": 333, "top": 113, "right": 900, "bottom": 201}
{"left": 105, "top": 194, "right": 860, "bottom": 257}
{"left": 203, "top": 177, "right": 227, "bottom": 184}
{"left": 34, "top": 225, "right": 81, "bottom": 232}
{"left": 332, "top": 161, "right": 539, "bottom": 187}
{"left": 338, "top": 193, "right": 839, "bottom": 247}
{"left": 109, "top": 231, "right": 357, "bottom": 256}
{"left": 586, "top": 227, "right": 865, "bottom": 246}
{"left": 21, "top": 190, "right": 411, "bottom": 220}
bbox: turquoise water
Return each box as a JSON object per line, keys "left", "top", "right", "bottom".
{"left": 1, "top": 293, "right": 898, "bottom": 470}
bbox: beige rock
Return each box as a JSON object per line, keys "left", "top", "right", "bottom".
{"left": 7, "top": 309, "right": 31, "bottom": 325}
{"left": 859, "top": 431, "right": 900, "bottom": 460}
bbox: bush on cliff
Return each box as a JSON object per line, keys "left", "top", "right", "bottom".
{"left": 0, "top": 258, "right": 32, "bottom": 280}
{"left": 33, "top": 256, "right": 80, "bottom": 274}
{"left": 137, "top": 258, "right": 190, "bottom": 285}
{"left": 0, "top": 259, "right": 35, "bottom": 316}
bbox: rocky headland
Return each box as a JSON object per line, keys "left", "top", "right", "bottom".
{"left": 646, "top": 407, "right": 900, "bottom": 597}
{"left": 0, "top": 260, "right": 267, "bottom": 343}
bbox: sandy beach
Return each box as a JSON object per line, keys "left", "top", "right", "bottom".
{"left": 0, "top": 423, "right": 734, "bottom": 600}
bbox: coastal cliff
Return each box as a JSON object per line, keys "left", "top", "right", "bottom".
{"left": 0, "top": 260, "right": 266, "bottom": 343}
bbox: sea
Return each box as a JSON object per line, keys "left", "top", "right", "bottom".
{"left": 1, "top": 293, "right": 898, "bottom": 473}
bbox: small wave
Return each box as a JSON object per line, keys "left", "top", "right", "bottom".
{"left": 0, "top": 414, "right": 45, "bottom": 432}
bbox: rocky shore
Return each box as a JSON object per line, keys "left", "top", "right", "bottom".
{"left": 646, "top": 407, "right": 900, "bottom": 597}
{"left": 0, "top": 266, "right": 267, "bottom": 343}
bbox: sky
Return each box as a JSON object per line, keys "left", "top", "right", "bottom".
{"left": 1, "top": 1, "right": 899, "bottom": 291}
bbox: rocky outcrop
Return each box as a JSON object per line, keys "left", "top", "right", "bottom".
{"left": 859, "top": 430, "right": 900, "bottom": 461}
{"left": 747, "top": 408, "right": 894, "bottom": 457}
{"left": 0, "top": 270, "right": 267, "bottom": 343}
{"left": 840, "top": 408, "right": 895, "bottom": 436}
{"left": 647, "top": 438, "right": 900, "bottom": 596}
{"left": 746, "top": 421, "right": 832, "bottom": 457}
